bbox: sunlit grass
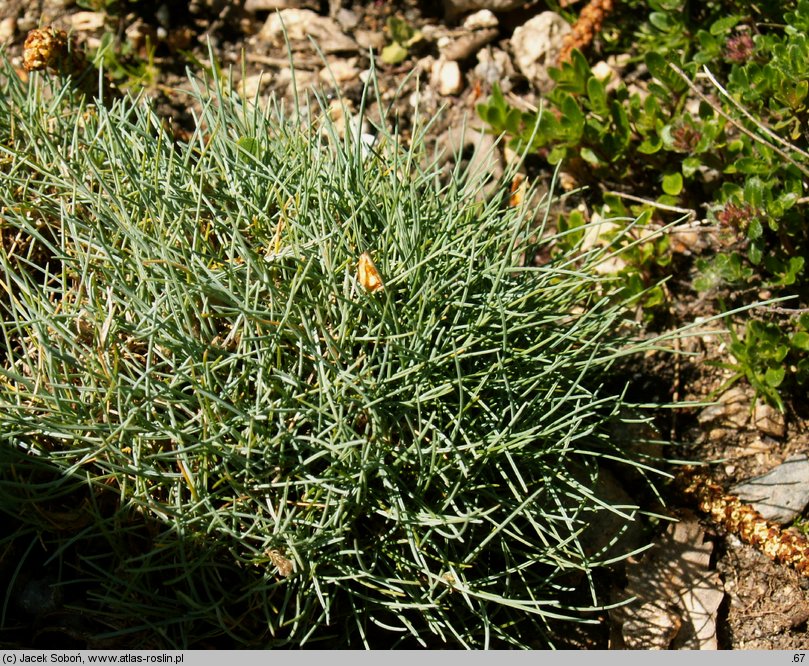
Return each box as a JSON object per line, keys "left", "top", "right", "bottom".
{"left": 0, "top": 54, "right": 672, "bottom": 648}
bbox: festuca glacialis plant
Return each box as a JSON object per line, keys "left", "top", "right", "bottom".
{"left": 0, "top": 55, "right": 684, "bottom": 648}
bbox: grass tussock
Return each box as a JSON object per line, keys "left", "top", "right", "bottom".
{"left": 0, "top": 57, "right": 669, "bottom": 648}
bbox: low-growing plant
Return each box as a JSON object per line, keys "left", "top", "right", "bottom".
{"left": 381, "top": 16, "right": 423, "bottom": 66}
{"left": 478, "top": 3, "right": 809, "bottom": 285}
{"left": 0, "top": 54, "right": 687, "bottom": 648}
{"left": 91, "top": 31, "right": 162, "bottom": 92}
{"left": 476, "top": 52, "right": 703, "bottom": 319}
{"left": 708, "top": 312, "right": 809, "bottom": 412}
{"left": 556, "top": 201, "right": 674, "bottom": 320}
{"left": 477, "top": 1, "right": 809, "bottom": 406}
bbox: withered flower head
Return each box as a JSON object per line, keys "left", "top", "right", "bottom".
{"left": 672, "top": 122, "right": 702, "bottom": 153}
{"left": 23, "top": 27, "right": 86, "bottom": 75}
{"left": 23, "top": 28, "right": 68, "bottom": 72}
{"left": 716, "top": 201, "right": 755, "bottom": 230}
{"left": 725, "top": 32, "right": 755, "bottom": 64}
{"left": 267, "top": 548, "right": 295, "bottom": 578}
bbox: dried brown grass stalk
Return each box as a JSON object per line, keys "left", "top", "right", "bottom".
{"left": 557, "top": 0, "right": 615, "bottom": 65}
{"left": 675, "top": 467, "right": 809, "bottom": 576}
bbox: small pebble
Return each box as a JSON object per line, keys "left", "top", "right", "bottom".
{"left": 753, "top": 399, "right": 785, "bottom": 438}
{"left": 463, "top": 9, "right": 498, "bottom": 30}
{"left": 0, "top": 17, "right": 16, "bottom": 44}
{"left": 431, "top": 58, "right": 463, "bottom": 96}
{"left": 732, "top": 453, "right": 809, "bottom": 524}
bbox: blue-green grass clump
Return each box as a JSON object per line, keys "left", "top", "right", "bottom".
{"left": 0, "top": 59, "right": 665, "bottom": 648}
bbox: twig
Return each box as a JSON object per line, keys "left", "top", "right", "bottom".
{"left": 752, "top": 304, "right": 809, "bottom": 316}
{"left": 701, "top": 66, "right": 809, "bottom": 164}
{"left": 605, "top": 190, "right": 697, "bottom": 219}
{"left": 668, "top": 63, "right": 809, "bottom": 181}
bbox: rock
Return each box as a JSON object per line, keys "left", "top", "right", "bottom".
{"left": 319, "top": 57, "right": 359, "bottom": 84}
{"left": 620, "top": 602, "right": 682, "bottom": 649}
{"left": 511, "top": 12, "right": 571, "bottom": 93}
{"left": 326, "top": 99, "right": 367, "bottom": 141}
{"left": 239, "top": 72, "right": 270, "bottom": 99}
{"left": 334, "top": 8, "right": 360, "bottom": 30}
{"left": 274, "top": 66, "right": 319, "bottom": 97}
{"left": 473, "top": 46, "right": 514, "bottom": 88}
{"left": 611, "top": 517, "right": 723, "bottom": 650}
{"left": 408, "top": 83, "right": 440, "bottom": 118}
{"left": 0, "top": 17, "right": 16, "bottom": 45}
{"left": 430, "top": 9, "right": 499, "bottom": 62}
{"left": 609, "top": 413, "right": 664, "bottom": 463}
{"left": 463, "top": 9, "right": 498, "bottom": 30}
{"left": 697, "top": 385, "right": 751, "bottom": 429}
{"left": 557, "top": 171, "right": 578, "bottom": 191}
{"left": 438, "top": 28, "right": 498, "bottom": 61}
{"left": 438, "top": 125, "right": 503, "bottom": 195}
{"left": 431, "top": 58, "right": 464, "bottom": 96}
{"left": 753, "top": 399, "right": 786, "bottom": 438}
{"left": 579, "top": 212, "right": 627, "bottom": 274}
{"left": 707, "top": 427, "right": 731, "bottom": 443}
{"left": 732, "top": 453, "right": 809, "bottom": 524}
{"left": 580, "top": 466, "right": 647, "bottom": 560}
{"left": 354, "top": 29, "right": 385, "bottom": 51}
{"left": 591, "top": 60, "right": 616, "bottom": 83}
{"left": 70, "top": 12, "right": 106, "bottom": 32}
{"left": 245, "top": 0, "right": 314, "bottom": 10}
{"left": 443, "top": 0, "right": 539, "bottom": 18}
{"left": 257, "top": 9, "right": 357, "bottom": 54}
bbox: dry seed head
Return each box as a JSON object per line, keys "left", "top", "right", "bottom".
{"left": 557, "top": 0, "right": 615, "bottom": 65}
{"left": 267, "top": 548, "right": 295, "bottom": 577}
{"left": 676, "top": 467, "right": 809, "bottom": 577}
{"left": 357, "top": 252, "right": 384, "bottom": 293}
{"left": 24, "top": 28, "right": 69, "bottom": 72}
{"left": 508, "top": 174, "right": 526, "bottom": 208}
{"left": 23, "top": 27, "right": 86, "bottom": 76}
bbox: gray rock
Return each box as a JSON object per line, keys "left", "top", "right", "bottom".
{"left": 443, "top": 0, "right": 539, "bottom": 18}
{"left": 753, "top": 399, "right": 786, "bottom": 438}
{"left": 257, "top": 9, "right": 357, "bottom": 54}
{"left": 511, "top": 12, "right": 571, "bottom": 93}
{"left": 732, "top": 453, "right": 809, "bottom": 524}
{"left": 474, "top": 46, "right": 514, "bottom": 88}
{"left": 697, "top": 385, "right": 751, "bottom": 429}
